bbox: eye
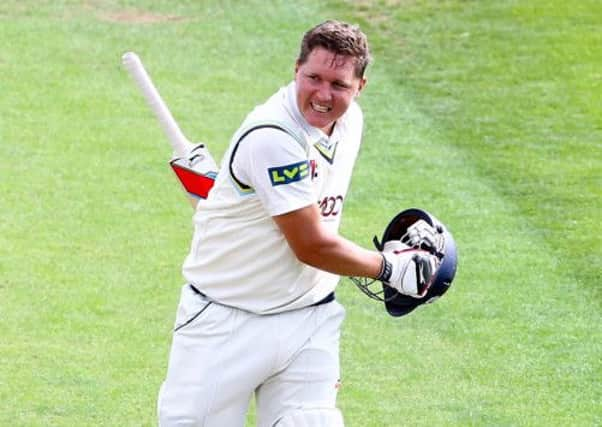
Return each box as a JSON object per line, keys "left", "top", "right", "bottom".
{"left": 333, "top": 81, "right": 350, "bottom": 90}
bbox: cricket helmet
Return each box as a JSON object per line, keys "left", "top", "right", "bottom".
{"left": 351, "top": 208, "right": 458, "bottom": 317}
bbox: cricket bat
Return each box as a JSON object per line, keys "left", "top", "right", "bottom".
{"left": 121, "top": 51, "right": 217, "bottom": 208}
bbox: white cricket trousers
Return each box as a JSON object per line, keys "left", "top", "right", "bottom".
{"left": 158, "top": 284, "right": 345, "bottom": 427}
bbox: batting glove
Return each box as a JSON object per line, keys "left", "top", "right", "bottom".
{"left": 401, "top": 219, "right": 442, "bottom": 252}
{"left": 377, "top": 240, "right": 439, "bottom": 298}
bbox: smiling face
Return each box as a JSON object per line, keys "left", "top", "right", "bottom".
{"left": 295, "top": 47, "right": 366, "bottom": 135}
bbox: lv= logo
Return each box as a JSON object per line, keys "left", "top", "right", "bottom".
{"left": 269, "top": 161, "right": 310, "bottom": 186}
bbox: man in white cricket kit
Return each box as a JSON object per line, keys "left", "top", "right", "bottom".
{"left": 158, "top": 20, "right": 441, "bottom": 426}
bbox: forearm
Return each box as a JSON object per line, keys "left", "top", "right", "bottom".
{"left": 272, "top": 204, "right": 383, "bottom": 279}
{"left": 296, "top": 233, "right": 383, "bottom": 278}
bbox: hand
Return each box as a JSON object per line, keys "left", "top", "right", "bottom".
{"left": 174, "top": 142, "right": 219, "bottom": 172}
{"left": 378, "top": 240, "right": 440, "bottom": 298}
{"left": 187, "top": 143, "right": 217, "bottom": 168}
{"left": 401, "top": 219, "right": 440, "bottom": 251}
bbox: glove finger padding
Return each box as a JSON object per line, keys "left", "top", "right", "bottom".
{"left": 401, "top": 220, "right": 444, "bottom": 253}
{"left": 381, "top": 246, "right": 440, "bottom": 298}
{"left": 415, "top": 252, "right": 440, "bottom": 292}
{"left": 401, "top": 219, "right": 440, "bottom": 252}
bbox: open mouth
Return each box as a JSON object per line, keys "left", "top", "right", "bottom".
{"left": 311, "top": 102, "right": 332, "bottom": 113}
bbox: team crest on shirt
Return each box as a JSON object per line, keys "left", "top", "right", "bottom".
{"left": 268, "top": 160, "right": 310, "bottom": 186}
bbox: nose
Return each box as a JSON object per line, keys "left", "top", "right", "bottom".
{"left": 315, "top": 82, "right": 332, "bottom": 102}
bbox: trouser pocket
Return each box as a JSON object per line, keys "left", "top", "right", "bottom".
{"left": 173, "top": 284, "right": 214, "bottom": 332}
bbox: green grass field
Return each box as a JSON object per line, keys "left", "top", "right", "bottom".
{"left": 1, "top": 0, "right": 600, "bottom": 425}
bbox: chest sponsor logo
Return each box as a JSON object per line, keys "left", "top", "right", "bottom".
{"left": 268, "top": 160, "right": 309, "bottom": 186}
{"left": 319, "top": 195, "right": 344, "bottom": 217}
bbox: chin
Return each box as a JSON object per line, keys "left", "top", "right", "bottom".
{"left": 306, "top": 114, "right": 333, "bottom": 131}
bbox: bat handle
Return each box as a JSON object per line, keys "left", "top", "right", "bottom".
{"left": 121, "top": 51, "right": 193, "bottom": 158}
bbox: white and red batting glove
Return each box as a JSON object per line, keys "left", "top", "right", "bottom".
{"left": 377, "top": 240, "right": 440, "bottom": 298}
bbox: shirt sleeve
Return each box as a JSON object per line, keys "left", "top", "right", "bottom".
{"left": 232, "top": 127, "right": 316, "bottom": 216}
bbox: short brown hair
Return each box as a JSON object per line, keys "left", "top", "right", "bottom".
{"left": 297, "top": 20, "right": 371, "bottom": 78}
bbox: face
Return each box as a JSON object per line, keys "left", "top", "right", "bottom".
{"left": 295, "top": 47, "right": 366, "bottom": 135}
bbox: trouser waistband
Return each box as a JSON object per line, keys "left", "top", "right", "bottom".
{"left": 313, "top": 292, "right": 335, "bottom": 306}
{"left": 189, "top": 285, "right": 334, "bottom": 309}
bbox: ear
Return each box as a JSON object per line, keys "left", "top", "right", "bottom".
{"left": 356, "top": 77, "right": 367, "bottom": 97}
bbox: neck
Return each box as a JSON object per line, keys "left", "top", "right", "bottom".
{"left": 321, "top": 122, "right": 335, "bottom": 136}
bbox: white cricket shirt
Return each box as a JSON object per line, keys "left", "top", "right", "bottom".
{"left": 182, "top": 81, "right": 363, "bottom": 314}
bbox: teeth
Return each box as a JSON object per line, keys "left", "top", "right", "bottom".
{"left": 312, "top": 102, "right": 331, "bottom": 113}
